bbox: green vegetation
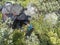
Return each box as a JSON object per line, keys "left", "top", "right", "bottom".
{"left": 0, "top": 0, "right": 60, "bottom": 45}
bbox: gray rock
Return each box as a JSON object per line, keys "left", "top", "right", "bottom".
{"left": 11, "top": 4, "right": 23, "bottom": 15}
{"left": 24, "top": 3, "right": 38, "bottom": 19}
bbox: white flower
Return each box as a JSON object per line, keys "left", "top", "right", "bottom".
{"left": 44, "top": 12, "right": 58, "bottom": 25}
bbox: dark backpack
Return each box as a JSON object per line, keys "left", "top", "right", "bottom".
{"left": 16, "top": 12, "right": 28, "bottom": 20}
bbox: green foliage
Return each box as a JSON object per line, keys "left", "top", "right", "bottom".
{"left": 0, "top": 12, "right": 2, "bottom": 20}
{"left": 37, "top": 0, "right": 60, "bottom": 14}
{"left": 12, "top": 30, "right": 26, "bottom": 45}
{"left": 31, "top": 15, "right": 60, "bottom": 45}
{"left": 0, "top": 0, "right": 60, "bottom": 45}
{"left": 16, "top": 0, "right": 30, "bottom": 7}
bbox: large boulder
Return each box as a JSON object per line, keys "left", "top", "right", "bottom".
{"left": 24, "top": 3, "right": 38, "bottom": 19}
{"left": 2, "top": 2, "right": 13, "bottom": 14}
{"left": 11, "top": 4, "right": 23, "bottom": 15}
